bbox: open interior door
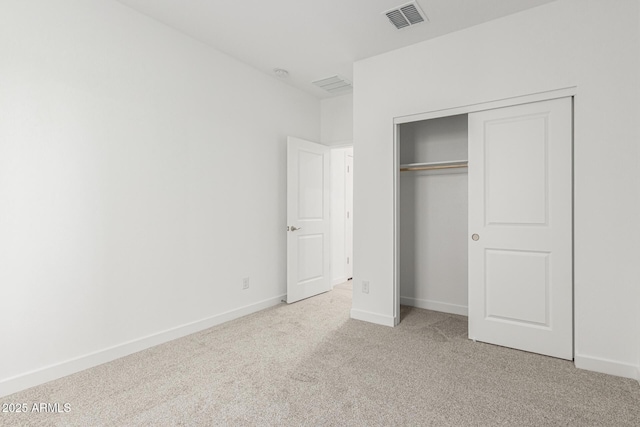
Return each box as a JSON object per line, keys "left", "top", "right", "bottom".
{"left": 468, "top": 97, "right": 573, "bottom": 360}
{"left": 287, "top": 137, "right": 331, "bottom": 303}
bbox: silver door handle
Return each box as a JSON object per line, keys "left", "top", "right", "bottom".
{"left": 288, "top": 226, "right": 302, "bottom": 231}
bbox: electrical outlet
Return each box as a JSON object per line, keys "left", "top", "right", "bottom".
{"left": 242, "top": 277, "right": 250, "bottom": 290}
{"left": 362, "top": 281, "right": 369, "bottom": 294}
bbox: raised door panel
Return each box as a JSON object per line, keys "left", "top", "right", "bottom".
{"left": 298, "top": 150, "right": 325, "bottom": 220}
{"left": 485, "top": 249, "right": 549, "bottom": 326}
{"left": 485, "top": 114, "right": 548, "bottom": 226}
{"left": 297, "top": 234, "right": 325, "bottom": 284}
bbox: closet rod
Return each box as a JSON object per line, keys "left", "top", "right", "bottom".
{"left": 400, "top": 163, "right": 468, "bottom": 172}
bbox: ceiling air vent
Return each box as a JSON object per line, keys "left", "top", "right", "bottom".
{"left": 312, "top": 75, "right": 352, "bottom": 94}
{"left": 384, "top": 1, "right": 427, "bottom": 30}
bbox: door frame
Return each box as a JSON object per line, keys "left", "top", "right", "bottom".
{"left": 391, "top": 86, "right": 577, "bottom": 326}
{"left": 345, "top": 151, "right": 354, "bottom": 280}
{"left": 330, "top": 145, "right": 354, "bottom": 287}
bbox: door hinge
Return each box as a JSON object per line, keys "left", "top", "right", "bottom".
{"left": 347, "top": 211, "right": 350, "bottom": 219}
{"left": 347, "top": 257, "right": 350, "bottom": 264}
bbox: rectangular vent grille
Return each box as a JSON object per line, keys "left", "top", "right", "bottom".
{"left": 386, "top": 10, "right": 410, "bottom": 29}
{"left": 401, "top": 4, "right": 424, "bottom": 24}
{"left": 384, "top": 2, "right": 427, "bottom": 30}
{"left": 312, "top": 75, "right": 353, "bottom": 93}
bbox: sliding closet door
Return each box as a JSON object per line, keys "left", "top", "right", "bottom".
{"left": 468, "top": 97, "right": 572, "bottom": 360}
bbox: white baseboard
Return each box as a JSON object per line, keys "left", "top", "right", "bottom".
{"left": 350, "top": 308, "right": 395, "bottom": 327}
{"left": 400, "top": 296, "right": 468, "bottom": 316}
{"left": 574, "top": 354, "right": 640, "bottom": 381}
{"left": 332, "top": 276, "right": 349, "bottom": 287}
{"left": 0, "top": 295, "right": 285, "bottom": 398}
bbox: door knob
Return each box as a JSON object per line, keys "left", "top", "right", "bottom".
{"left": 472, "top": 234, "right": 479, "bottom": 241}
{"left": 289, "top": 226, "right": 302, "bottom": 231}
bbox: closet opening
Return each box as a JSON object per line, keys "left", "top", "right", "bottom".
{"left": 392, "top": 89, "right": 575, "bottom": 360}
{"left": 396, "top": 114, "right": 469, "bottom": 321}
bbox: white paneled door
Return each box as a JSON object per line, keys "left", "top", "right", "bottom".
{"left": 468, "top": 97, "right": 573, "bottom": 360}
{"left": 287, "top": 137, "right": 331, "bottom": 303}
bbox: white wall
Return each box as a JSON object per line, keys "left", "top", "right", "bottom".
{"left": 399, "top": 116, "right": 468, "bottom": 315}
{"left": 0, "top": 0, "right": 320, "bottom": 396}
{"left": 321, "top": 94, "right": 353, "bottom": 146}
{"left": 353, "top": 0, "right": 640, "bottom": 379}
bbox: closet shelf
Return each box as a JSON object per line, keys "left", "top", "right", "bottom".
{"left": 400, "top": 160, "right": 468, "bottom": 172}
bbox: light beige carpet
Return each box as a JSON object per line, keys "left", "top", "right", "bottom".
{"left": 1, "top": 282, "right": 639, "bottom": 426}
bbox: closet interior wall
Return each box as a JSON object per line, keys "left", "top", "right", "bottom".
{"left": 399, "top": 114, "right": 469, "bottom": 316}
